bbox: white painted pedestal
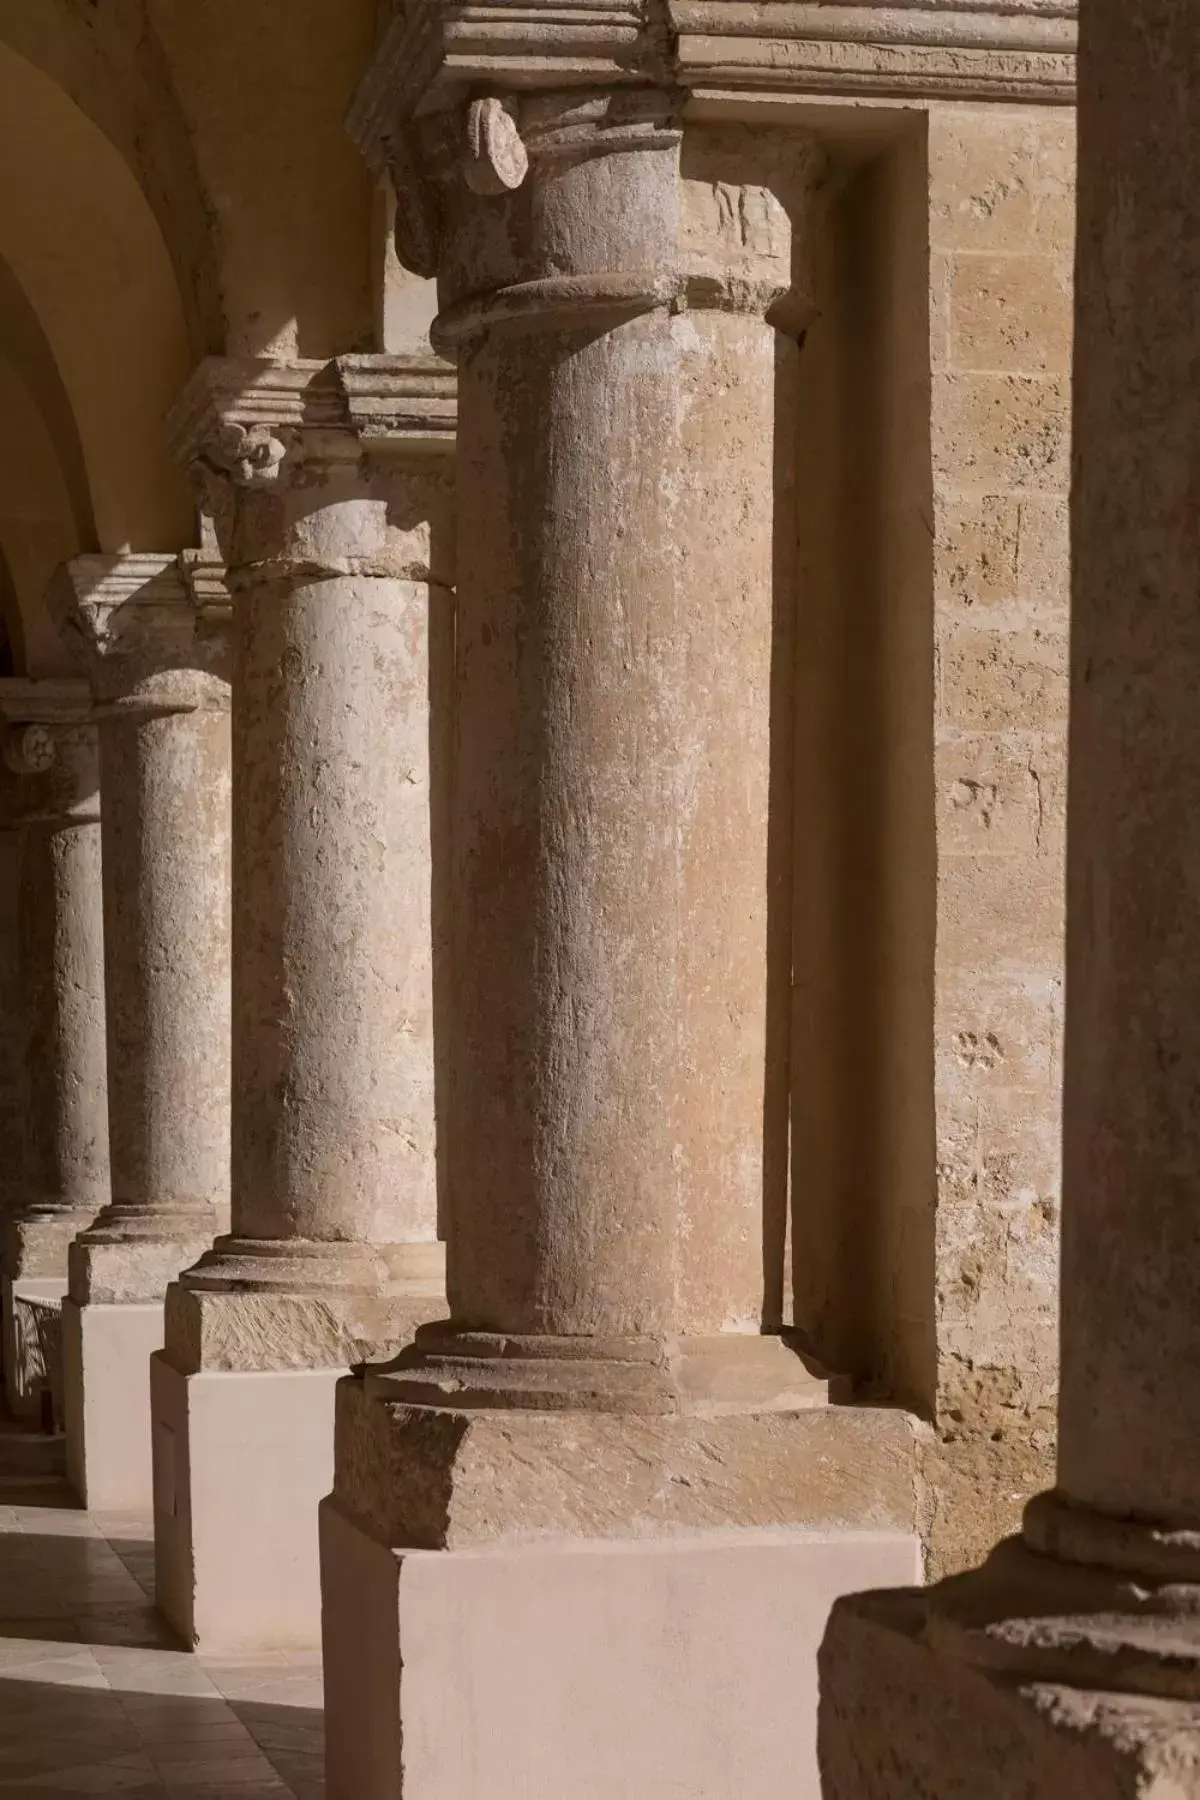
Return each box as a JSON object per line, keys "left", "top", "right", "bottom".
{"left": 62, "top": 1298, "right": 162, "bottom": 1508}
{"left": 320, "top": 1504, "right": 922, "bottom": 1800}
{"left": 151, "top": 1355, "right": 340, "bottom": 1651}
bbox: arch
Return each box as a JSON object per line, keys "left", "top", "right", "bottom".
{"left": 0, "top": 254, "right": 95, "bottom": 555}
{"left": 0, "top": 0, "right": 223, "bottom": 357}
{"left": 0, "top": 39, "right": 194, "bottom": 557}
{"left": 0, "top": 348, "right": 85, "bottom": 674}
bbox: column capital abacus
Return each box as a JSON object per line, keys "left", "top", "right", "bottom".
{"left": 165, "top": 354, "right": 457, "bottom": 579}
{"left": 166, "top": 354, "right": 457, "bottom": 486}
{"left": 0, "top": 679, "right": 100, "bottom": 829}
{"left": 47, "top": 553, "right": 232, "bottom": 714}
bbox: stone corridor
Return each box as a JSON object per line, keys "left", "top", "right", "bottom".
{"left": 0, "top": 1415, "right": 323, "bottom": 1799}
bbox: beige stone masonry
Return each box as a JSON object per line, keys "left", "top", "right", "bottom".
{"left": 162, "top": 353, "right": 454, "bottom": 1372}
{"left": 925, "top": 102, "right": 1073, "bottom": 1573}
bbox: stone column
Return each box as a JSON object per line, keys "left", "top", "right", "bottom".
{"left": 0, "top": 683, "right": 108, "bottom": 1420}
{"left": 46, "top": 555, "right": 231, "bottom": 1509}
{"left": 386, "top": 104, "right": 826, "bottom": 1410}
{"left": 820, "top": 0, "right": 1200, "bottom": 1793}
{"left": 153, "top": 354, "right": 453, "bottom": 1651}
{"left": 322, "top": 52, "right": 921, "bottom": 1800}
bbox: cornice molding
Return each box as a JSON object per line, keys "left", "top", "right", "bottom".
{"left": 348, "top": 0, "right": 1077, "bottom": 163}
{"left": 165, "top": 355, "right": 458, "bottom": 485}
{"left": 671, "top": 1, "right": 1076, "bottom": 101}
{"left": 46, "top": 554, "right": 232, "bottom": 707}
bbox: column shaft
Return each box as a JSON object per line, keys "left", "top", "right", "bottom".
{"left": 449, "top": 126, "right": 796, "bottom": 1339}
{"left": 18, "top": 726, "right": 109, "bottom": 1229}
{"left": 164, "top": 356, "right": 452, "bottom": 1327}
{"left": 97, "top": 697, "right": 230, "bottom": 1238}
{"left": 234, "top": 565, "right": 437, "bottom": 1251}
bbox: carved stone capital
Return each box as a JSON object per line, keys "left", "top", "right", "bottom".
{"left": 414, "top": 98, "right": 825, "bottom": 354}
{"left": 46, "top": 554, "right": 232, "bottom": 709}
{"left": 167, "top": 355, "right": 457, "bottom": 485}
{"left": 0, "top": 679, "right": 100, "bottom": 829}
{"left": 166, "top": 355, "right": 458, "bottom": 578}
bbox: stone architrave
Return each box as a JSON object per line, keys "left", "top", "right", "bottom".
{"left": 46, "top": 554, "right": 232, "bottom": 1510}
{"left": 154, "top": 353, "right": 454, "bottom": 1652}
{"left": 819, "top": 0, "right": 1200, "bottom": 1794}
{"left": 0, "top": 682, "right": 108, "bottom": 1421}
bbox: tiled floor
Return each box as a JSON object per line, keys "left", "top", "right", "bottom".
{"left": 0, "top": 1424, "right": 324, "bottom": 1798}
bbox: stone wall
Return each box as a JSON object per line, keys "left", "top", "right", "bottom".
{"left": 926, "top": 103, "right": 1073, "bottom": 1575}
{"left": 792, "top": 102, "right": 1074, "bottom": 1576}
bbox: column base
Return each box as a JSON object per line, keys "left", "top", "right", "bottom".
{"left": 152, "top": 1250, "right": 446, "bottom": 1649}
{"left": 819, "top": 1531, "right": 1200, "bottom": 1799}
{"left": 168, "top": 1237, "right": 447, "bottom": 1371}
{"left": 324, "top": 1372, "right": 922, "bottom": 1799}
{"left": 151, "top": 1353, "right": 341, "bottom": 1650}
{"left": 62, "top": 1296, "right": 164, "bottom": 1508}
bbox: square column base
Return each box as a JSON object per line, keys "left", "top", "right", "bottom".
{"left": 2, "top": 1274, "right": 67, "bottom": 1419}
{"left": 151, "top": 1354, "right": 340, "bottom": 1651}
{"left": 62, "top": 1298, "right": 163, "bottom": 1508}
{"left": 819, "top": 1579, "right": 1200, "bottom": 1799}
{"left": 320, "top": 1504, "right": 920, "bottom": 1800}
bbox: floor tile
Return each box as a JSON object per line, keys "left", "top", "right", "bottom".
{"left": 0, "top": 1439, "right": 325, "bottom": 1799}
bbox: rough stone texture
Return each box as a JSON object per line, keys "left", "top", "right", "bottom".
{"left": 47, "top": 557, "right": 233, "bottom": 1306}
{"left": 163, "top": 1280, "right": 446, "bottom": 1376}
{"left": 820, "top": 1575, "right": 1200, "bottom": 1800}
{"left": 791, "top": 105, "right": 1072, "bottom": 1579}
{"left": 926, "top": 103, "right": 1071, "bottom": 1573}
{"left": 1052, "top": 0, "right": 1200, "bottom": 1530}
{"left": 821, "top": 3, "right": 1200, "bottom": 1793}
{"left": 163, "top": 357, "right": 453, "bottom": 1357}
{"left": 333, "top": 1378, "right": 923, "bottom": 1550}
{"left": 0, "top": 701, "right": 109, "bottom": 1250}
{"left": 432, "top": 109, "right": 821, "bottom": 1354}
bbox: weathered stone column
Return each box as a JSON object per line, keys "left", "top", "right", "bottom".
{"left": 154, "top": 354, "right": 453, "bottom": 1650}
{"left": 405, "top": 101, "right": 821, "bottom": 1407}
{"left": 320, "top": 36, "right": 920, "bottom": 1800}
{"left": 0, "top": 683, "right": 108, "bottom": 1420}
{"left": 46, "top": 555, "right": 231, "bottom": 1509}
{"left": 820, "top": 0, "right": 1200, "bottom": 1792}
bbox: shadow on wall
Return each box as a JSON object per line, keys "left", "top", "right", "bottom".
{"left": 788, "top": 120, "right": 939, "bottom": 1413}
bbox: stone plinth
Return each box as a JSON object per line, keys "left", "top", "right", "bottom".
{"left": 0, "top": 684, "right": 108, "bottom": 1421}
{"left": 155, "top": 354, "right": 453, "bottom": 1649}
{"left": 47, "top": 555, "right": 231, "bottom": 1509}
{"left": 324, "top": 1391, "right": 921, "bottom": 1800}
